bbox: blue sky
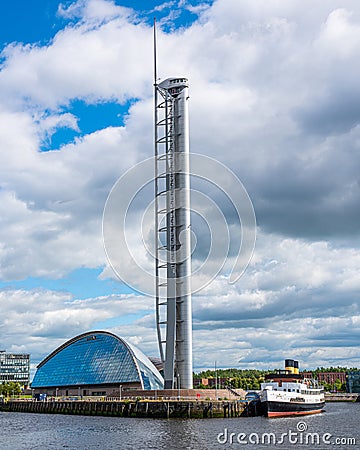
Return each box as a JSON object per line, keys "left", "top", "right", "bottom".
{"left": 0, "top": 1, "right": 205, "bottom": 296}
{"left": 0, "top": 0, "right": 128, "bottom": 299}
{"left": 1, "top": 0, "right": 360, "bottom": 374}
{"left": 43, "top": 100, "right": 131, "bottom": 150}
{"left": 0, "top": 1, "right": 61, "bottom": 46}
{"left": 0, "top": 0, "right": 204, "bottom": 45}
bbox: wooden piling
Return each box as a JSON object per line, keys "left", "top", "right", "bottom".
{"left": 0, "top": 398, "right": 251, "bottom": 419}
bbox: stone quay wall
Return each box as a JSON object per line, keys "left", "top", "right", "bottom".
{"left": 0, "top": 398, "right": 257, "bottom": 419}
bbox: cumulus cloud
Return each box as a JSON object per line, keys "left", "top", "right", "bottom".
{"left": 0, "top": 0, "right": 360, "bottom": 370}
{"left": 0, "top": 10, "right": 151, "bottom": 110}
{"left": 0, "top": 288, "right": 152, "bottom": 361}
{"left": 57, "top": 0, "right": 132, "bottom": 22}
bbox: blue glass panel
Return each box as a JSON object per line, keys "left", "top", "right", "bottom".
{"left": 137, "top": 360, "right": 163, "bottom": 390}
{"left": 127, "top": 341, "right": 164, "bottom": 390}
{"left": 31, "top": 333, "right": 140, "bottom": 388}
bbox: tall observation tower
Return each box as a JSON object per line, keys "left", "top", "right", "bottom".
{"left": 154, "top": 75, "right": 193, "bottom": 389}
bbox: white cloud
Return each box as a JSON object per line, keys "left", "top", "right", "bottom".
{"left": 316, "top": 8, "right": 360, "bottom": 58}
{"left": 0, "top": 288, "right": 152, "bottom": 362}
{"left": 0, "top": 0, "right": 360, "bottom": 370}
{"left": 36, "top": 112, "right": 79, "bottom": 145}
{"left": 57, "top": 0, "right": 132, "bottom": 23}
{"left": 0, "top": 14, "right": 151, "bottom": 110}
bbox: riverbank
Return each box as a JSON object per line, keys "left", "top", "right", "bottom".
{"left": 0, "top": 398, "right": 259, "bottom": 419}
{"left": 325, "top": 392, "right": 360, "bottom": 402}
{"left": 1, "top": 392, "right": 357, "bottom": 419}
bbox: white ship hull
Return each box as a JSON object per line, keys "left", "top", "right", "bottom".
{"left": 260, "top": 388, "right": 325, "bottom": 417}
{"left": 260, "top": 374, "right": 325, "bottom": 418}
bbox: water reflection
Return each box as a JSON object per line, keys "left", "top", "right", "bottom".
{"left": 0, "top": 402, "right": 358, "bottom": 450}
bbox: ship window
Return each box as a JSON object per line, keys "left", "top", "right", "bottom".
{"left": 297, "top": 389, "right": 299, "bottom": 393}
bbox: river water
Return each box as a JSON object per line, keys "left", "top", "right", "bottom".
{"left": 0, "top": 402, "right": 359, "bottom": 450}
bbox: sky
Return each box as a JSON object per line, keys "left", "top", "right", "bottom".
{"left": 1, "top": 0, "right": 360, "bottom": 378}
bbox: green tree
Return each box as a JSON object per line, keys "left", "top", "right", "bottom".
{"left": 334, "top": 378, "right": 343, "bottom": 392}
{"left": 0, "top": 382, "right": 21, "bottom": 398}
{"left": 322, "top": 382, "right": 332, "bottom": 392}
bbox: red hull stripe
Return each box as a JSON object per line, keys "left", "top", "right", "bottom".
{"left": 268, "top": 409, "right": 323, "bottom": 418}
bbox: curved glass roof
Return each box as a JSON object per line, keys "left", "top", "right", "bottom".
{"left": 31, "top": 331, "right": 163, "bottom": 390}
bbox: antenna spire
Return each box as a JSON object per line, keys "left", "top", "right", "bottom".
{"left": 153, "top": 17, "right": 158, "bottom": 86}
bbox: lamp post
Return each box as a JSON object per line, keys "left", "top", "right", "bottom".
{"left": 119, "top": 384, "right": 122, "bottom": 401}
{"left": 177, "top": 373, "right": 180, "bottom": 401}
{"left": 55, "top": 388, "right": 58, "bottom": 399}
{"left": 215, "top": 361, "right": 218, "bottom": 400}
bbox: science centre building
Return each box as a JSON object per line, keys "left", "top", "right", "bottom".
{"left": 31, "top": 331, "right": 164, "bottom": 397}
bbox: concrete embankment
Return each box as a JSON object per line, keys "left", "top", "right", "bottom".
{"left": 325, "top": 393, "right": 360, "bottom": 402}
{"left": 0, "top": 399, "right": 258, "bottom": 419}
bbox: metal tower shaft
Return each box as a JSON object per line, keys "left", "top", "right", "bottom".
{"left": 154, "top": 77, "right": 193, "bottom": 389}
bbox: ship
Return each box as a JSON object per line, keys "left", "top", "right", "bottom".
{"left": 259, "top": 359, "right": 325, "bottom": 418}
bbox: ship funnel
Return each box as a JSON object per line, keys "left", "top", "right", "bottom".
{"left": 285, "top": 359, "right": 295, "bottom": 374}
{"left": 293, "top": 360, "right": 299, "bottom": 375}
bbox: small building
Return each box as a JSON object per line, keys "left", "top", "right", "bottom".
{"left": 317, "top": 372, "right": 346, "bottom": 385}
{"left": 193, "top": 378, "right": 209, "bottom": 387}
{"left": 207, "top": 377, "right": 231, "bottom": 388}
{"left": 31, "top": 331, "right": 164, "bottom": 397}
{"left": 346, "top": 371, "right": 360, "bottom": 394}
{"left": 0, "top": 350, "right": 30, "bottom": 387}
{"left": 193, "top": 377, "right": 236, "bottom": 388}
{"left": 301, "top": 371, "right": 313, "bottom": 379}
